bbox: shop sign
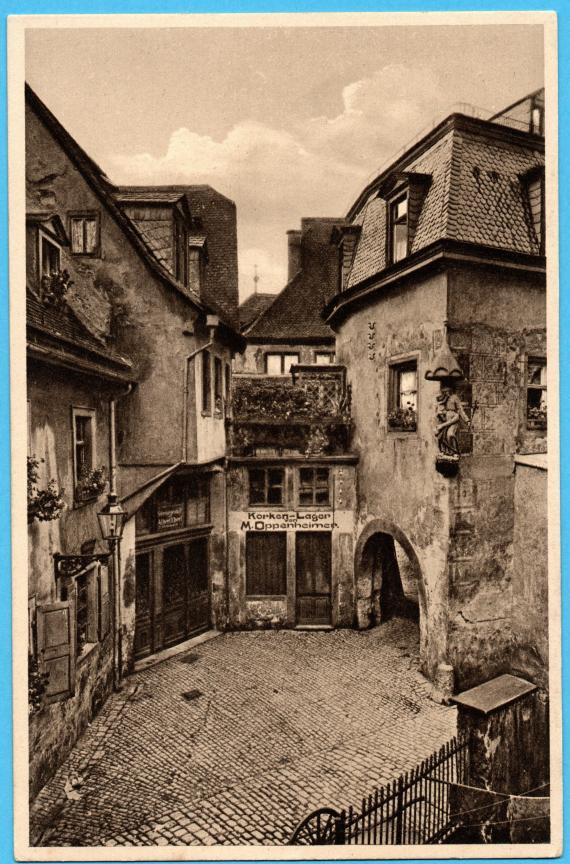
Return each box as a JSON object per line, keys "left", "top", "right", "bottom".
{"left": 157, "top": 502, "right": 185, "bottom": 531}
{"left": 240, "top": 510, "right": 336, "bottom": 532}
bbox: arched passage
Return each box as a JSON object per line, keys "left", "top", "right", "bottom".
{"left": 354, "top": 519, "right": 425, "bottom": 635}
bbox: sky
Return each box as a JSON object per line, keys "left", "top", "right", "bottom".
{"left": 25, "top": 22, "right": 545, "bottom": 301}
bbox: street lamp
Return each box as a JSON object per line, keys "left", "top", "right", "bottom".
{"left": 97, "top": 492, "right": 127, "bottom": 549}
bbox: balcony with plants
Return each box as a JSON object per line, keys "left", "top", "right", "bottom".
{"left": 228, "top": 365, "right": 352, "bottom": 457}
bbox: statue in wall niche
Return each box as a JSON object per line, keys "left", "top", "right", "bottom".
{"left": 435, "top": 384, "right": 471, "bottom": 459}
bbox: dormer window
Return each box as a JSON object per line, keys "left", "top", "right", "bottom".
{"left": 40, "top": 235, "right": 61, "bottom": 278}
{"left": 390, "top": 195, "right": 408, "bottom": 263}
{"left": 523, "top": 166, "right": 545, "bottom": 255}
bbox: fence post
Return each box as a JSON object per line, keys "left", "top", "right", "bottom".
{"left": 395, "top": 775, "right": 404, "bottom": 844}
{"left": 335, "top": 811, "right": 346, "bottom": 845}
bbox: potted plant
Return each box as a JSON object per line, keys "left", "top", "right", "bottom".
{"left": 387, "top": 404, "right": 417, "bottom": 432}
{"left": 75, "top": 465, "right": 107, "bottom": 502}
{"left": 27, "top": 455, "right": 66, "bottom": 524}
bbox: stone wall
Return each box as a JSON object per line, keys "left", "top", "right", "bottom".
{"left": 336, "top": 270, "right": 450, "bottom": 680}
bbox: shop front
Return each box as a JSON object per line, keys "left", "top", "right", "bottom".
{"left": 226, "top": 458, "right": 358, "bottom": 630}
{"left": 133, "top": 472, "right": 212, "bottom": 660}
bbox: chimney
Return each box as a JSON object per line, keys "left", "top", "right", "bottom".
{"left": 287, "top": 229, "right": 302, "bottom": 281}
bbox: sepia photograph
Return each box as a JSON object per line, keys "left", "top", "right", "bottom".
{"left": 8, "top": 10, "right": 560, "bottom": 858}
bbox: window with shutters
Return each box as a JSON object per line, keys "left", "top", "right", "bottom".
{"left": 36, "top": 601, "right": 76, "bottom": 701}
{"left": 65, "top": 563, "right": 108, "bottom": 658}
{"left": 69, "top": 213, "right": 100, "bottom": 256}
{"left": 299, "top": 467, "right": 330, "bottom": 506}
{"left": 246, "top": 532, "right": 287, "bottom": 596}
{"left": 249, "top": 467, "right": 284, "bottom": 505}
{"left": 72, "top": 407, "right": 97, "bottom": 499}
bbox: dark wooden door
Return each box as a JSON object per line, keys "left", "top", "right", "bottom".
{"left": 187, "top": 537, "right": 210, "bottom": 635}
{"left": 134, "top": 552, "right": 153, "bottom": 659}
{"left": 162, "top": 544, "right": 188, "bottom": 648}
{"left": 296, "top": 532, "right": 332, "bottom": 625}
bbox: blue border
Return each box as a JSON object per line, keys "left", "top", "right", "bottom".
{"left": 0, "top": 3, "right": 566, "bottom": 864}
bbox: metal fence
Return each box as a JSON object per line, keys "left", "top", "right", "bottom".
{"left": 289, "top": 733, "right": 470, "bottom": 846}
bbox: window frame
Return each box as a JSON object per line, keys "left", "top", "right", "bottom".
{"left": 71, "top": 406, "right": 97, "bottom": 501}
{"left": 38, "top": 229, "right": 62, "bottom": 281}
{"left": 68, "top": 211, "right": 100, "bottom": 257}
{"left": 526, "top": 356, "right": 547, "bottom": 431}
{"left": 388, "top": 192, "right": 409, "bottom": 265}
{"left": 298, "top": 466, "right": 331, "bottom": 507}
{"left": 214, "top": 356, "right": 223, "bottom": 416}
{"left": 248, "top": 467, "right": 285, "bottom": 506}
{"left": 264, "top": 352, "right": 300, "bottom": 375}
{"left": 314, "top": 351, "right": 336, "bottom": 365}
{"left": 245, "top": 532, "right": 287, "bottom": 597}
{"left": 387, "top": 357, "right": 418, "bottom": 433}
{"left": 202, "top": 350, "right": 212, "bottom": 415}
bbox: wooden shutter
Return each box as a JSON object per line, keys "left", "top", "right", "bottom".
{"left": 37, "top": 601, "right": 76, "bottom": 701}
{"left": 98, "top": 564, "right": 111, "bottom": 640}
{"left": 246, "top": 533, "right": 287, "bottom": 595}
{"left": 86, "top": 565, "right": 99, "bottom": 644}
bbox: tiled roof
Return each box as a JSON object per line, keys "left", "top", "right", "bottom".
{"left": 346, "top": 116, "right": 544, "bottom": 291}
{"left": 25, "top": 86, "right": 241, "bottom": 342}
{"left": 27, "top": 291, "right": 132, "bottom": 371}
{"left": 239, "top": 292, "right": 278, "bottom": 331}
{"left": 130, "top": 220, "right": 174, "bottom": 273}
{"left": 246, "top": 218, "right": 345, "bottom": 340}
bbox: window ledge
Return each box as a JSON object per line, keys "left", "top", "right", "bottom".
{"left": 246, "top": 595, "right": 287, "bottom": 601}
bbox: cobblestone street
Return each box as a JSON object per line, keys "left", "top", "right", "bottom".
{"left": 31, "top": 619, "right": 456, "bottom": 847}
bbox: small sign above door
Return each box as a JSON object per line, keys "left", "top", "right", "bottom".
{"left": 156, "top": 503, "right": 185, "bottom": 531}
{"left": 241, "top": 511, "right": 335, "bottom": 531}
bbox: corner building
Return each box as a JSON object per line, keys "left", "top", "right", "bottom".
{"left": 325, "top": 92, "right": 547, "bottom": 690}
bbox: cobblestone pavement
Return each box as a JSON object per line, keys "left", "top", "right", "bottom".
{"left": 31, "top": 619, "right": 456, "bottom": 847}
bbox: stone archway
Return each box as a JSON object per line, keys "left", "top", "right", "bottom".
{"left": 354, "top": 518, "right": 426, "bottom": 638}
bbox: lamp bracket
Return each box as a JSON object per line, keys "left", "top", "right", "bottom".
{"left": 53, "top": 553, "right": 111, "bottom": 579}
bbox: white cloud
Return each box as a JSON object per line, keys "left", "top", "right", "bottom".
{"left": 108, "top": 64, "right": 449, "bottom": 302}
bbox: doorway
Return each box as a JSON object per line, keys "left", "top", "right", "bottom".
{"left": 134, "top": 536, "right": 210, "bottom": 660}
{"left": 295, "top": 532, "right": 332, "bottom": 625}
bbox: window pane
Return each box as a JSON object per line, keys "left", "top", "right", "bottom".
{"left": 316, "top": 468, "right": 329, "bottom": 484}
{"left": 249, "top": 469, "right": 266, "bottom": 504}
{"left": 393, "top": 222, "right": 408, "bottom": 262}
{"left": 395, "top": 197, "right": 408, "bottom": 220}
{"left": 299, "top": 489, "right": 313, "bottom": 505}
{"left": 283, "top": 355, "right": 300, "bottom": 374}
{"left": 84, "top": 218, "right": 98, "bottom": 253}
{"left": 315, "top": 353, "right": 334, "bottom": 365}
{"left": 266, "top": 354, "right": 282, "bottom": 375}
{"left": 300, "top": 468, "right": 313, "bottom": 486}
{"left": 214, "top": 357, "right": 223, "bottom": 403}
{"left": 246, "top": 533, "right": 287, "bottom": 595}
{"left": 315, "top": 488, "right": 329, "bottom": 505}
{"left": 71, "top": 219, "right": 84, "bottom": 253}
{"left": 202, "top": 351, "right": 211, "bottom": 411}
{"left": 399, "top": 369, "right": 417, "bottom": 411}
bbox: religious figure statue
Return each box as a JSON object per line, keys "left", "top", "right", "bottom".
{"left": 435, "top": 385, "right": 471, "bottom": 457}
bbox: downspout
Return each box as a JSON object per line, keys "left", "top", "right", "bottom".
{"left": 182, "top": 315, "right": 219, "bottom": 463}
{"left": 109, "top": 384, "right": 133, "bottom": 690}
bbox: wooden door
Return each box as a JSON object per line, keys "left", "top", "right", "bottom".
{"left": 295, "top": 532, "right": 332, "bottom": 625}
{"left": 187, "top": 537, "right": 210, "bottom": 635}
{"left": 134, "top": 552, "right": 153, "bottom": 660}
{"left": 162, "top": 544, "right": 188, "bottom": 648}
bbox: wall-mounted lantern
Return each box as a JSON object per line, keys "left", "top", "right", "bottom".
{"left": 97, "top": 492, "right": 127, "bottom": 550}
{"left": 425, "top": 322, "right": 473, "bottom": 477}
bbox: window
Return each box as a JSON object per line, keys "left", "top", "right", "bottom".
{"left": 202, "top": 351, "right": 211, "bottom": 413}
{"left": 390, "top": 195, "right": 408, "bottom": 263}
{"left": 249, "top": 467, "right": 284, "bottom": 505}
{"left": 186, "top": 476, "right": 210, "bottom": 525}
{"left": 73, "top": 563, "right": 107, "bottom": 657}
{"left": 72, "top": 409, "right": 96, "bottom": 492}
{"left": 246, "top": 533, "right": 287, "bottom": 595}
{"left": 299, "top": 467, "right": 330, "bottom": 506}
{"left": 40, "top": 235, "right": 61, "bottom": 278}
{"left": 135, "top": 476, "right": 210, "bottom": 535}
{"left": 526, "top": 168, "right": 545, "bottom": 254}
{"left": 388, "top": 361, "right": 418, "bottom": 431}
{"left": 70, "top": 214, "right": 99, "bottom": 255}
{"left": 527, "top": 358, "right": 547, "bottom": 430}
{"left": 214, "top": 357, "right": 223, "bottom": 414}
{"left": 265, "top": 353, "right": 300, "bottom": 375}
{"left": 315, "top": 352, "right": 335, "bottom": 365}
{"left": 225, "top": 363, "right": 231, "bottom": 400}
